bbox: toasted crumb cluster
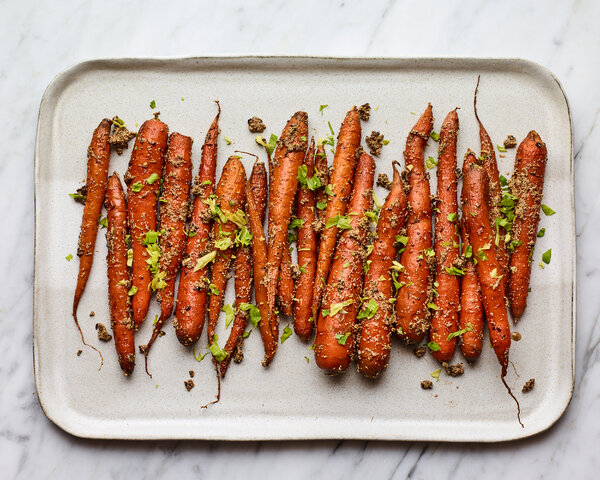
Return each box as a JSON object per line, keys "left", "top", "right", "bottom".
{"left": 248, "top": 116, "right": 266, "bottom": 133}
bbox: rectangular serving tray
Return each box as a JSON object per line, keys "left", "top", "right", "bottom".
{"left": 34, "top": 56, "right": 575, "bottom": 441}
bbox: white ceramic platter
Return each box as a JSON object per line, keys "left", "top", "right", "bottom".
{"left": 34, "top": 56, "right": 575, "bottom": 441}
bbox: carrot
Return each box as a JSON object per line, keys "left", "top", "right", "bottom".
{"left": 508, "top": 131, "right": 548, "bottom": 320}
{"left": 474, "top": 77, "right": 510, "bottom": 286}
{"left": 429, "top": 109, "right": 460, "bottom": 362}
{"left": 71, "top": 118, "right": 112, "bottom": 362}
{"left": 312, "top": 107, "right": 361, "bottom": 321}
{"left": 105, "top": 173, "right": 135, "bottom": 375}
{"left": 174, "top": 105, "right": 220, "bottom": 346}
{"left": 356, "top": 161, "right": 407, "bottom": 378}
{"left": 277, "top": 243, "right": 295, "bottom": 316}
{"left": 265, "top": 111, "right": 308, "bottom": 360}
{"left": 458, "top": 219, "right": 484, "bottom": 361}
{"left": 246, "top": 161, "right": 274, "bottom": 365}
{"left": 293, "top": 138, "right": 318, "bottom": 339}
{"left": 314, "top": 144, "right": 329, "bottom": 227}
{"left": 219, "top": 161, "right": 268, "bottom": 377}
{"left": 314, "top": 151, "right": 375, "bottom": 373}
{"left": 396, "top": 104, "right": 434, "bottom": 344}
{"left": 125, "top": 116, "right": 169, "bottom": 327}
{"left": 463, "top": 150, "right": 522, "bottom": 426}
{"left": 141, "top": 132, "right": 193, "bottom": 374}
{"left": 206, "top": 156, "right": 247, "bottom": 350}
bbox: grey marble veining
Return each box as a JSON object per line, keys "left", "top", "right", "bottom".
{"left": 1, "top": 0, "right": 599, "bottom": 478}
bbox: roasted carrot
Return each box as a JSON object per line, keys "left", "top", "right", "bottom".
{"left": 125, "top": 116, "right": 169, "bottom": 327}
{"left": 396, "top": 104, "right": 434, "bottom": 344}
{"left": 72, "top": 118, "right": 112, "bottom": 361}
{"left": 174, "top": 105, "right": 220, "bottom": 346}
{"left": 265, "top": 111, "right": 308, "bottom": 360}
{"left": 459, "top": 219, "right": 484, "bottom": 361}
{"left": 508, "top": 131, "right": 548, "bottom": 320}
{"left": 293, "top": 138, "right": 318, "bottom": 339}
{"left": 312, "top": 107, "right": 361, "bottom": 321}
{"left": 315, "top": 151, "right": 375, "bottom": 373}
{"left": 474, "top": 77, "right": 510, "bottom": 286}
{"left": 356, "top": 161, "right": 407, "bottom": 378}
{"left": 314, "top": 143, "right": 329, "bottom": 227}
{"left": 429, "top": 109, "right": 460, "bottom": 362}
{"left": 246, "top": 161, "right": 274, "bottom": 365}
{"left": 206, "top": 156, "right": 247, "bottom": 349}
{"left": 105, "top": 173, "right": 135, "bottom": 375}
{"left": 219, "top": 162, "right": 268, "bottom": 377}
{"left": 141, "top": 133, "right": 193, "bottom": 374}
{"left": 463, "top": 150, "right": 521, "bottom": 426}
{"left": 277, "top": 243, "right": 295, "bottom": 317}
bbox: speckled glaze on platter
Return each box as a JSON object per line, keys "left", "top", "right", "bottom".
{"left": 33, "top": 56, "right": 574, "bottom": 441}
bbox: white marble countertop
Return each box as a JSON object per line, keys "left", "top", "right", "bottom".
{"left": 1, "top": 0, "right": 599, "bottom": 478}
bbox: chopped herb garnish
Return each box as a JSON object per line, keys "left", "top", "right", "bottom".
{"left": 222, "top": 304, "right": 234, "bottom": 327}
{"left": 335, "top": 332, "right": 351, "bottom": 345}
{"left": 281, "top": 325, "right": 293, "bottom": 344}
{"left": 316, "top": 200, "right": 327, "bottom": 210}
{"left": 289, "top": 218, "right": 305, "bottom": 229}
{"left": 146, "top": 173, "right": 159, "bottom": 185}
{"left": 152, "top": 314, "right": 159, "bottom": 325}
{"left": 127, "top": 249, "right": 133, "bottom": 267}
{"left": 131, "top": 182, "right": 143, "bottom": 192}
{"left": 446, "top": 266, "right": 465, "bottom": 276}
{"left": 541, "top": 204, "right": 555, "bottom": 216}
{"left": 329, "top": 299, "right": 353, "bottom": 316}
{"left": 194, "top": 250, "right": 217, "bottom": 271}
{"left": 357, "top": 298, "right": 379, "bottom": 320}
{"left": 326, "top": 214, "right": 352, "bottom": 230}
{"left": 224, "top": 137, "right": 232, "bottom": 145}
{"left": 537, "top": 228, "right": 546, "bottom": 238}
{"left": 208, "top": 283, "right": 220, "bottom": 295}
{"left": 497, "top": 145, "right": 507, "bottom": 152}
{"left": 427, "top": 341, "right": 441, "bottom": 352}
{"left": 425, "top": 156, "right": 438, "bottom": 170}
{"left": 430, "top": 131, "right": 440, "bottom": 142}
{"left": 128, "top": 285, "right": 138, "bottom": 296}
{"left": 324, "top": 184, "right": 334, "bottom": 197}
{"left": 431, "top": 368, "right": 442, "bottom": 381}
{"left": 240, "top": 303, "right": 262, "bottom": 327}
{"left": 193, "top": 346, "right": 209, "bottom": 362}
{"left": 447, "top": 323, "right": 473, "bottom": 341}
{"left": 150, "top": 100, "right": 156, "bottom": 109}
{"left": 446, "top": 213, "right": 458, "bottom": 222}
{"left": 214, "top": 237, "right": 233, "bottom": 251}
{"left": 427, "top": 302, "right": 438, "bottom": 311}
{"left": 209, "top": 335, "right": 227, "bottom": 361}
{"left": 396, "top": 235, "right": 409, "bottom": 246}
{"left": 65, "top": 254, "right": 73, "bottom": 261}
{"left": 319, "top": 104, "right": 328, "bottom": 115}
{"left": 542, "top": 248, "right": 552, "bottom": 265}
{"left": 382, "top": 139, "right": 390, "bottom": 145}
{"left": 98, "top": 216, "right": 108, "bottom": 229}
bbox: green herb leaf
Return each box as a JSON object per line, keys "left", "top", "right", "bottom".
{"left": 235, "top": 227, "right": 253, "bottom": 247}
{"left": 209, "top": 335, "right": 228, "bottom": 361}
{"left": 98, "top": 216, "right": 108, "bottom": 229}
{"left": 240, "top": 303, "right": 262, "bottom": 328}
{"left": 335, "top": 332, "right": 351, "bottom": 345}
{"left": 326, "top": 214, "right": 352, "bottom": 230}
{"left": 499, "top": 175, "right": 509, "bottom": 187}
{"left": 127, "top": 249, "right": 133, "bottom": 267}
{"left": 289, "top": 218, "right": 305, "bottom": 230}
{"left": 316, "top": 200, "right": 327, "bottom": 210}
{"left": 194, "top": 250, "right": 217, "bottom": 271}
{"left": 65, "top": 254, "right": 73, "bottom": 261}
{"left": 208, "top": 283, "right": 220, "bottom": 295}
{"left": 431, "top": 368, "right": 442, "bottom": 381}
{"left": 328, "top": 121, "right": 335, "bottom": 136}
{"left": 281, "top": 325, "right": 293, "bottom": 344}
{"left": 395, "top": 235, "right": 409, "bottom": 246}
{"left": 446, "top": 213, "right": 458, "bottom": 222}
{"left": 382, "top": 139, "right": 390, "bottom": 145}
{"left": 425, "top": 156, "right": 438, "bottom": 170}
{"left": 214, "top": 237, "right": 233, "bottom": 251}
{"left": 193, "top": 346, "right": 209, "bottom": 362}
{"left": 497, "top": 145, "right": 507, "bottom": 152}
{"left": 542, "top": 248, "right": 552, "bottom": 265}
{"left": 152, "top": 314, "right": 159, "bottom": 325}
{"left": 266, "top": 134, "right": 278, "bottom": 156}
{"left": 150, "top": 270, "right": 167, "bottom": 291}
{"left": 319, "top": 104, "right": 328, "bottom": 115}
{"left": 128, "top": 285, "right": 138, "bottom": 296}
{"left": 541, "top": 204, "right": 556, "bottom": 216}
{"left": 427, "top": 302, "right": 438, "bottom": 311}
{"left": 150, "top": 100, "right": 156, "bottom": 109}
{"left": 143, "top": 230, "right": 162, "bottom": 245}
{"left": 447, "top": 322, "right": 473, "bottom": 341}
{"left": 330, "top": 299, "right": 353, "bottom": 316}
{"left": 427, "top": 341, "right": 441, "bottom": 351}
{"left": 131, "top": 182, "right": 143, "bottom": 192}
{"left": 69, "top": 193, "right": 85, "bottom": 201}
{"left": 357, "top": 298, "right": 379, "bottom": 320}
{"left": 146, "top": 173, "right": 159, "bottom": 185}
{"left": 324, "top": 184, "right": 334, "bottom": 197}
{"left": 224, "top": 137, "right": 232, "bottom": 145}
{"left": 222, "top": 304, "right": 235, "bottom": 327}
{"left": 430, "top": 131, "right": 440, "bottom": 142}
{"left": 445, "top": 266, "right": 465, "bottom": 276}
{"left": 537, "top": 228, "right": 546, "bottom": 238}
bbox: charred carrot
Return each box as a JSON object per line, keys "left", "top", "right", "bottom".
{"left": 474, "top": 77, "right": 510, "bottom": 286}
{"left": 277, "top": 243, "right": 295, "bottom": 317}
{"left": 206, "top": 156, "right": 247, "bottom": 348}
{"left": 105, "top": 173, "right": 135, "bottom": 375}
{"left": 294, "top": 138, "right": 318, "bottom": 339}
{"left": 463, "top": 150, "right": 521, "bottom": 426}
{"left": 312, "top": 107, "right": 361, "bottom": 321}
{"left": 265, "top": 111, "right": 308, "bottom": 361}
{"left": 125, "top": 116, "right": 168, "bottom": 327}
{"left": 72, "top": 118, "right": 112, "bottom": 361}
{"left": 314, "top": 151, "right": 375, "bottom": 373}
{"left": 429, "top": 109, "right": 460, "bottom": 362}
{"left": 508, "top": 131, "right": 548, "bottom": 320}
{"left": 314, "top": 143, "right": 329, "bottom": 227}
{"left": 219, "top": 162, "right": 268, "bottom": 377}
{"left": 356, "top": 161, "right": 407, "bottom": 378}
{"left": 246, "top": 161, "right": 274, "bottom": 365}
{"left": 396, "top": 104, "right": 434, "bottom": 344}
{"left": 141, "top": 133, "right": 193, "bottom": 374}
{"left": 174, "top": 105, "right": 220, "bottom": 346}
{"left": 459, "top": 219, "right": 484, "bottom": 361}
